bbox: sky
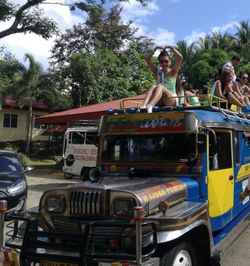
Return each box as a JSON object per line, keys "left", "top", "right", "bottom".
{"left": 0, "top": 0, "right": 250, "bottom": 69}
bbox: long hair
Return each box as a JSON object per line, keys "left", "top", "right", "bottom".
{"left": 219, "top": 68, "right": 233, "bottom": 89}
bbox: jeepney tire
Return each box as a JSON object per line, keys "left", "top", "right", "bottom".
{"left": 81, "top": 168, "right": 90, "bottom": 181}
{"left": 160, "top": 241, "right": 197, "bottom": 266}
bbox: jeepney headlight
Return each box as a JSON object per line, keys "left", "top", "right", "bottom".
{"left": 46, "top": 195, "right": 66, "bottom": 213}
{"left": 113, "top": 198, "right": 135, "bottom": 216}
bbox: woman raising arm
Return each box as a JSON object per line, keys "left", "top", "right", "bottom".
{"left": 141, "top": 45, "right": 183, "bottom": 112}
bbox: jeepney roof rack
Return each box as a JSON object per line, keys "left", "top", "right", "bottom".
{"left": 70, "top": 120, "right": 99, "bottom": 127}
{"left": 116, "top": 94, "right": 250, "bottom": 122}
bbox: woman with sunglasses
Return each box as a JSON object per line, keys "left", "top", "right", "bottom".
{"left": 237, "top": 73, "right": 250, "bottom": 99}
{"left": 213, "top": 68, "right": 249, "bottom": 108}
{"left": 141, "top": 45, "right": 183, "bottom": 112}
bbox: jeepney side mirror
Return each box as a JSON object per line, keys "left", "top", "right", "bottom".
{"left": 198, "top": 133, "right": 206, "bottom": 153}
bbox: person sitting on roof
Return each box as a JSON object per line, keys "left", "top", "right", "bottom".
{"left": 212, "top": 68, "right": 249, "bottom": 108}
{"left": 237, "top": 73, "right": 250, "bottom": 101}
{"left": 181, "top": 82, "right": 200, "bottom": 107}
{"left": 140, "top": 45, "right": 183, "bottom": 112}
{"left": 222, "top": 55, "right": 240, "bottom": 81}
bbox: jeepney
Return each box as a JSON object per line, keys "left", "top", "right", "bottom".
{"left": 62, "top": 120, "right": 98, "bottom": 180}
{"left": 6, "top": 96, "right": 250, "bottom": 266}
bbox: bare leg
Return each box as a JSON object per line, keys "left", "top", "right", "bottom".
{"left": 148, "top": 84, "right": 176, "bottom": 107}
{"left": 228, "top": 92, "right": 245, "bottom": 108}
{"left": 244, "top": 95, "right": 250, "bottom": 105}
{"left": 142, "top": 85, "right": 157, "bottom": 107}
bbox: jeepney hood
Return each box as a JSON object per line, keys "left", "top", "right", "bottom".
{"left": 81, "top": 177, "right": 187, "bottom": 211}
{"left": 40, "top": 177, "right": 196, "bottom": 218}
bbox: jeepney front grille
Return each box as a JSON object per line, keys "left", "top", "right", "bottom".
{"left": 52, "top": 217, "right": 81, "bottom": 233}
{"left": 69, "top": 191, "right": 103, "bottom": 216}
{"left": 87, "top": 222, "right": 157, "bottom": 259}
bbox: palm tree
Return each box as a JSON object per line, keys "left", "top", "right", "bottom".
{"left": 195, "top": 34, "right": 212, "bottom": 52}
{"left": 210, "top": 31, "right": 235, "bottom": 51}
{"left": 10, "top": 53, "right": 43, "bottom": 153}
{"left": 234, "top": 20, "right": 250, "bottom": 62}
{"left": 176, "top": 40, "right": 196, "bottom": 80}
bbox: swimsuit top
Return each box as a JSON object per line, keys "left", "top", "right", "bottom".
{"left": 156, "top": 67, "right": 176, "bottom": 95}
{"left": 163, "top": 76, "right": 177, "bottom": 95}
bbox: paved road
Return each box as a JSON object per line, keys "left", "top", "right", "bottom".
{"left": 1, "top": 170, "right": 250, "bottom": 265}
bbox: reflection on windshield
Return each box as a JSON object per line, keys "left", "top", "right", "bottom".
{"left": 0, "top": 155, "right": 21, "bottom": 172}
{"left": 101, "top": 133, "right": 196, "bottom": 162}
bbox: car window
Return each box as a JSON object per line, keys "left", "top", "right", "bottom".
{"left": 0, "top": 154, "right": 21, "bottom": 172}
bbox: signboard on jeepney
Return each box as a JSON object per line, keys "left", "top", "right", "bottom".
{"left": 104, "top": 113, "right": 185, "bottom": 133}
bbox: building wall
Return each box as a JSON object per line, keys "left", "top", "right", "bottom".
{"left": 0, "top": 108, "right": 49, "bottom": 141}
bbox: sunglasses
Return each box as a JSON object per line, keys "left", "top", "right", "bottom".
{"left": 241, "top": 76, "right": 248, "bottom": 80}
{"left": 159, "top": 60, "right": 169, "bottom": 64}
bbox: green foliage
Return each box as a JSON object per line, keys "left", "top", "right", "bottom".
{"left": 190, "top": 61, "right": 214, "bottom": 89}
{"left": 0, "top": 49, "right": 24, "bottom": 95}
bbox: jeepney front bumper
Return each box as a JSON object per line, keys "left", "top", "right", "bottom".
{"left": 5, "top": 215, "right": 158, "bottom": 266}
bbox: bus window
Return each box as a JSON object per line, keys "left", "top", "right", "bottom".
{"left": 209, "top": 132, "right": 232, "bottom": 170}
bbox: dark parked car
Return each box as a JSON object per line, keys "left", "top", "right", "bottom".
{"left": 0, "top": 150, "right": 32, "bottom": 216}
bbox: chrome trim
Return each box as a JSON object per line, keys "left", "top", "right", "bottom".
{"left": 157, "top": 220, "right": 208, "bottom": 243}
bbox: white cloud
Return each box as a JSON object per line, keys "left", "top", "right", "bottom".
{"left": 120, "top": 0, "right": 175, "bottom": 45}
{"left": 121, "top": 0, "right": 159, "bottom": 22}
{"left": 0, "top": 0, "right": 85, "bottom": 69}
{"left": 184, "top": 30, "right": 206, "bottom": 46}
{"left": 211, "top": 21, "right": 239, "bottom": 34}
{"left": 149, "top": 28, "right": 176, "bottom": 46}
{"left": 184, "top": 21, "right": 240, "bottom": 45}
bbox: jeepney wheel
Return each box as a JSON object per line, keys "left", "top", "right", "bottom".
{"left": 80, "top": 167, "right": 90, "bottom": 181}
{"left": 160, "top": 241, "right": 197, "bottom": 266}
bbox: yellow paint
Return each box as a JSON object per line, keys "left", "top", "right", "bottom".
{"left": 207, "top": 130, "right": 234, "bottom": 217}
{"left": 207, "top": 168, "right": 234, "bottom": 217}
{"left": 236, "top": 163, "right": 250, "bottom": 180}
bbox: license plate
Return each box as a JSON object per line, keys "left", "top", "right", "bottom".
{"left": 41, "top": 261, "right": 79, "bottom": 266}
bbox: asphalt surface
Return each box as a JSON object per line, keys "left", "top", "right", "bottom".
{"left": 1, "top": 169, "right": 250, "bottom": 265}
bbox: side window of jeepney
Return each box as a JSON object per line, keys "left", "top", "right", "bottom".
{"left": 235, "top": 132, "right": 240, "bottom": 165}
{"left": 85, "top": 132, "right": 97, "bottom": 145}
{"left": 209, "top": 132, "right": 232, "bottom": 170}
{"left": 244, "top": 133, "right": 250, "bottom": 149}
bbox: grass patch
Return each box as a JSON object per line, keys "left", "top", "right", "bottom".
{"left": 25, "top": 158, "right": 57, "bottom": 166}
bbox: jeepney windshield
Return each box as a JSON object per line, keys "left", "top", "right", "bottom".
{"left": 101, "top": 133, "right": 196, "bottom": 163}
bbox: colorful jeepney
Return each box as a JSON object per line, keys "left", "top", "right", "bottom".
{"left": 6, "top": 100, "right": 250, "bottom": 266}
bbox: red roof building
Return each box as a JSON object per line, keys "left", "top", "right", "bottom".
{"left": 36, "top": 94, "right": 145, "bottom": 126}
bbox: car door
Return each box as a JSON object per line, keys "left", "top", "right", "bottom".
{"left": 207, "top": 130, "right": 234, "bottom": 217}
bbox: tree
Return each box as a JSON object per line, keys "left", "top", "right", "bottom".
{"left": 176, "top": 40, "right": 196, "bottom": 80}
{"left": 50, "top": 5, "right": 153, "bottom": 106}
{"left": 7, "top": 53, "right": 43, "bottom": 153}
{"left": 0, "top": 0, "right": 150, "bottom": 39}
{"left": 189, "top": 49, "right": 229, "bottom": 90}
{"left": 63, "top": 42, "right": 153, "bottom": 106}
{"left": 0, "top": 0, "right": 58, "bottom": 39}
{"left": 235, "top": 20, "right": 250, "bottom": 63}
{"left": 0, "top": 48, "right": 24, "bottom": 96}
{"left": 50, "top": 5, "right": 150, "bottom": 66}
